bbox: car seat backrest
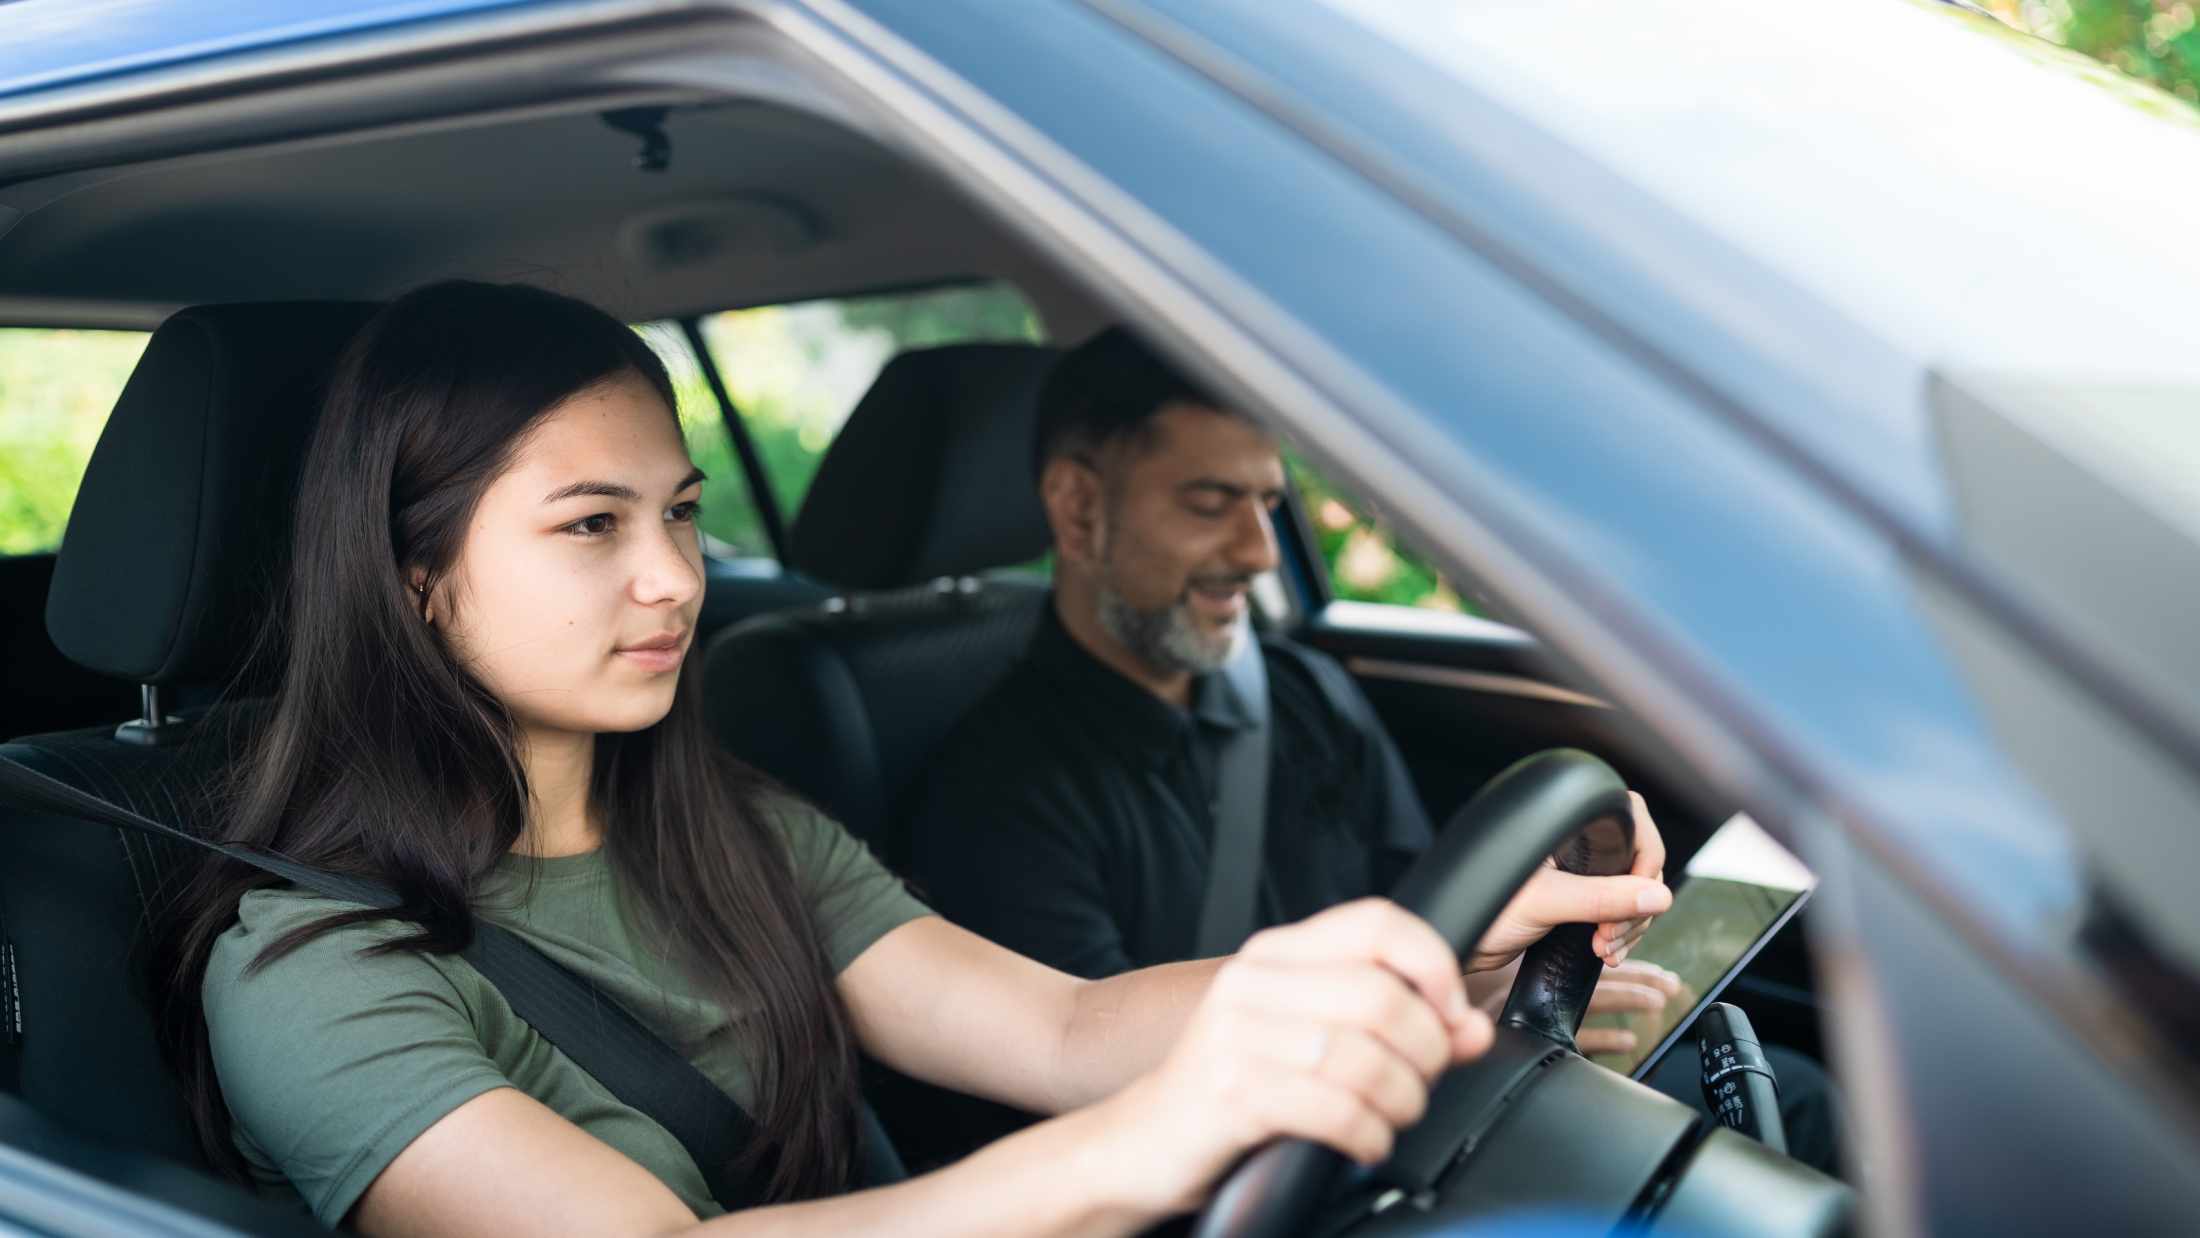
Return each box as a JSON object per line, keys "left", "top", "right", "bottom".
{"left": 0, "top": 302, "right": 375, "bottom": 1162}
{"left": 787, "top": 344, "right": 1058, "bottom": 591}
{"left": 704, "top": 343, "right": 1060, "bottom": 854}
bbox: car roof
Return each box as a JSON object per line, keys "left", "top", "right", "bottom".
{"left": 0, "top": 0, "right": 550, "bottom": 102}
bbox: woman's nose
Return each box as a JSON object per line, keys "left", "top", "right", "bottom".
{"left": 632, "top": 524, "right": 703, "bottom": 606}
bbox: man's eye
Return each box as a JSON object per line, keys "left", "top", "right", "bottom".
{"left": 668, "top": 500, "right": 703, "bottom": 524}
{"left": 566, "top": 513, "right": 616, "bottom": 536}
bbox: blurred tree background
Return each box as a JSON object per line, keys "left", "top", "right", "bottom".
{"left": 0, "top": 330, "right": 146, "bottom": 555}
{"left": 5, "top": 3, "right": 2196, "bottom": 608}
{"left": 1984, "top": 1, "right": 2200, "bottom": 103}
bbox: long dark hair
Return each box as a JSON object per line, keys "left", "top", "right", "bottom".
{"left": 155, "top": 280, "right": 859, "bottom": 1201}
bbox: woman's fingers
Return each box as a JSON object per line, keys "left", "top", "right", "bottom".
{"left": 1520, "top": 868, "right": 1671, "bottom": 931}
{"left": 1625, "top": 792, "right": 1667, "bottom": 880}
{"left": 1218, "top": 961, "right": 1455, "bottom": 1081}
{"left": 1595, "top": 913, "right": 1660, "bottom": 964}
{"left": 1243, "top": 899, "right": 1480, "bottom": 1044}
{"left": 1239, "top": 1069, "right": 1399, "bottom": 1166}
{"left": 1245, "top": 1025, "right": 1431, "bottom": 1132}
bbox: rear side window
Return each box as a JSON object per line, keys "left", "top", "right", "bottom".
{"left": 0, "top": 329, "right": 149, "bottom": 555}
{"left": 669, "top": 282, "right": 1046, "bottom": 558}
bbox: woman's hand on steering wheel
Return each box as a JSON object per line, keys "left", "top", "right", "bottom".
{"left": 1464, "top": 792, "right": 1672, "bottom": 974}
{"left": 1093, "top": 899, "right": 1495, "bottom": 1218}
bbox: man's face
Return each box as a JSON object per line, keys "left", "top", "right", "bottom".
{"left": 1084, "top": 404, "right": 1286, "bottom": 676}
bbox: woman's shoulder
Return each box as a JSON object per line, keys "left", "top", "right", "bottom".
{"left": 204, "top": 886, "right": 469, "bottom": 1015}
{"left": 212, "top": 884, "right": 395, "bottom": 956}
{"left": 751, "top": 790, "right": 867, "bottom": 883}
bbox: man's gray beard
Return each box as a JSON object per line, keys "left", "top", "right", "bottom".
{"left": 1096, "top": 578, "right": 1243, "bottom": 678}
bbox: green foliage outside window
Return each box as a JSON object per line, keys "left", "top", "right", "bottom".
{"left": 0, "top": 330, "right": 148, "bottom": 555}
{"left": 1287, "top": 456, "right": 1473, "bottom": 614}
{"left": 1984, "top": 1, "right": 2200, "bottom": 105}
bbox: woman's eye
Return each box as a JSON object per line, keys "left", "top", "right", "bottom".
{"left": 667, "top": 500, "right": 702, "bottom": 524}
{"left": 567, "top": 513, "right": 616, "bottom": 537}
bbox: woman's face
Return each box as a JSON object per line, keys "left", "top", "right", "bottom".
{"left": 428, "top": 371, "right": 706, "bottom": 738}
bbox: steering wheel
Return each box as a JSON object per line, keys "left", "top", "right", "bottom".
{"left": 1192, "top": 749, "right": 1636, "bottom": 1238}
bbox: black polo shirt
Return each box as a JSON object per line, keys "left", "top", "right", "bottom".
{"left": 904, "top": 599, "right": 1434, "bottom": 979}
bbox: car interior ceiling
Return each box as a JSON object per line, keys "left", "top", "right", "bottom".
{"left": 0, "top": 90, "right": 1829, "bottom": 1216}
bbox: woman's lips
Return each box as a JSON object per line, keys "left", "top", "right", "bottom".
{"left": 615, "top": 634, "right": 688, "bottom": 673}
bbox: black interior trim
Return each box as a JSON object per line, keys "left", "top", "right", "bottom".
{"left": 678, "top": 316, "right": 791, "bottom": 561}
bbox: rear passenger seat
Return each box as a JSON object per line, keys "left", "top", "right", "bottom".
{"left": 703, "top": 343, "right": 1060, "bottom": 861}
{"left": 0, "top": 552, "right": 134, "bottom": 740}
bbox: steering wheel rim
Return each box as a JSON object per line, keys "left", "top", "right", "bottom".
{"left": 1190, "top": 748, "right": 1634, "bottom": 1238}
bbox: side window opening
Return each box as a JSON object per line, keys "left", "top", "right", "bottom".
{"left": 0, "top": 328, "right": 150, "bottom": 556}
{"left": 651, "top": 280, "right": 1047, "bottom": 563}
{"left": 1286, "top": 453, "right": 1480, "bottom": 615}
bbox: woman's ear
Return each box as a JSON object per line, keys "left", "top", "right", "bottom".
{"left": 1040, "top": 455, "right": 1105, "bottom": 567}
{"left": 407, "top": 569, "right": 433, "bottom": 624}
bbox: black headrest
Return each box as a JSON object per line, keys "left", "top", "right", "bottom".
{"left": 45, "top": 302, "right": 378, "bottom": 685}
{"left": 789, "top": 343, "right": 1060, "bottom": 591}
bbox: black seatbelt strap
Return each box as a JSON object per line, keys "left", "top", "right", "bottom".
{"left": 0, "top": 753, "right": 774, "bottom": 1209}
{"left": 1193, "top": 626, "right": 1272, "bottom": 959}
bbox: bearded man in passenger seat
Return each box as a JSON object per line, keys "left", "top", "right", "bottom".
{"left": 905, "top": 327, "right": 1840, "bottom": 1173}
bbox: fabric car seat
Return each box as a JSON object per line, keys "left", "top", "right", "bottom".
{"left": 0, "top": 303, "right": 376, "bottom": 1164}
{"left": 702, "top": 343, "right": 1061, "bottom": 862}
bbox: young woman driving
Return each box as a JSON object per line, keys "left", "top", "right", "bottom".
{"left": 161, "top": 282, "right": 1670, "bottom": 1237}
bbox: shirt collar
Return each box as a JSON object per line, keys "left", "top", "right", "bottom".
{"left": 1028, "top": 597, "right": 1252, "bottom": 756}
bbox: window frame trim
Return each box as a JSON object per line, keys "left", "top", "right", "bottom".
{"left": 675, "top": 315, "right": 793, "bottom": 562}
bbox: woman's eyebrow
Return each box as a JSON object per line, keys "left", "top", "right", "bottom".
{"left": 542, "top": 480, "right": 640, "bottom": 504}
{"left": 542, "top": 467, "right": 706, "bottom": 506}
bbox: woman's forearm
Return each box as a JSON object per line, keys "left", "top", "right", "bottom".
{"left": 1043, "top": 957, "right": 1224, "bottom": 1113}
{"left": 691, "top": 1096, "right": 1162, "bottom": 1238}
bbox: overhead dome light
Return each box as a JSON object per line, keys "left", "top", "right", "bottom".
{"left": 616, "top": 195, "right": 819, "bottom": 270}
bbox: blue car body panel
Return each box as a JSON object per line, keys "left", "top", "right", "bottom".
{"left": 1105, "top": 0, "right": 1960, "bottom": 541}
{"left": 0, "top": 0, "right": 560, "bottom": 102}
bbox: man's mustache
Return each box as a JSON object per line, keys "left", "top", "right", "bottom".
{"left": 1184, "top": 572, "right": 1257, "bottom": 593}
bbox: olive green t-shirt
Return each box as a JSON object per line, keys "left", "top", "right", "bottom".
{"left": 202, "top": 798, "right": 931, "bottom": 1227}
